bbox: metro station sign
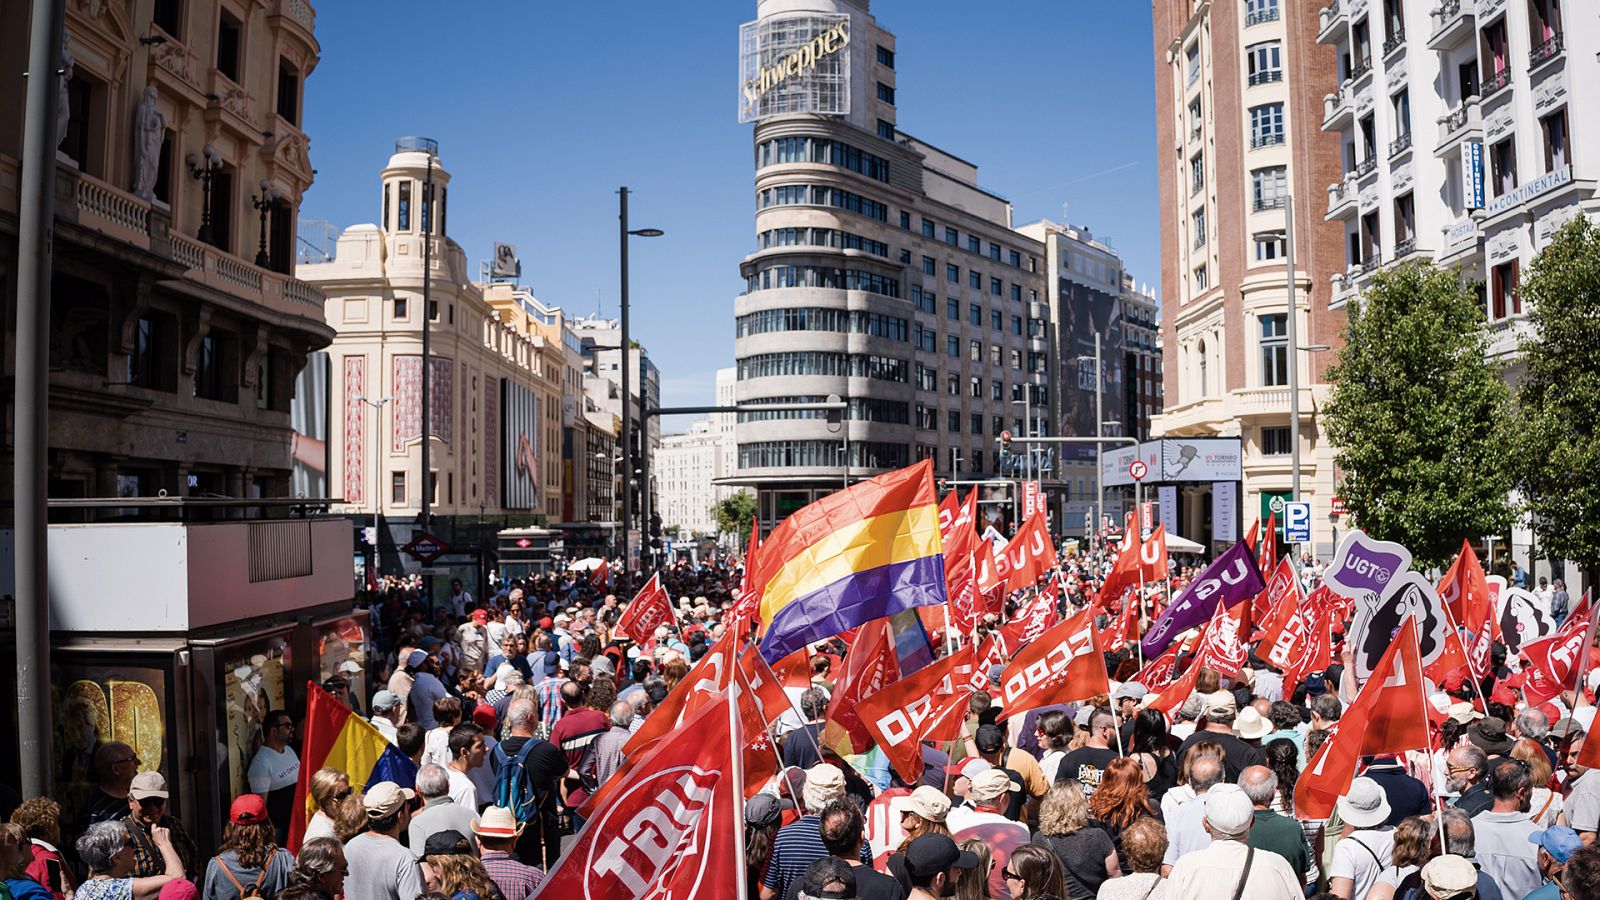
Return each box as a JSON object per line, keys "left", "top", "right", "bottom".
{"left": 404, "top": 532, "right": 450, "bottom": 564}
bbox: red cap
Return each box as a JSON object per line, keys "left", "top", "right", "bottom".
{"left": 539, "top": 616, "right": 554, "bottom": 629}
{"left": 230, "top": 794, "right": 270, "bottom": 825}
{"left": 471, "top": 702, "right": 497, "bottom": 730}
{"left": 471, "top": 609, "right": 489, "bottom": 624}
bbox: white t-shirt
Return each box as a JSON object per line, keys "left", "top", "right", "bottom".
{"left": 421, "top": 727, "right": 453, "bottom": 770}
{"left": 445, "top": 767, "right": 478, "bottom": 811}
{"left": 247, "top": 745, "right": 300, "bottom": 793}
{"left": 1329, "top": 828, "right": 1395, "bottom": 900}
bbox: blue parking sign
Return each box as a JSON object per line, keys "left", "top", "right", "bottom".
{"left": 1284, "top": 501, "right": 1312, "bottom": 544}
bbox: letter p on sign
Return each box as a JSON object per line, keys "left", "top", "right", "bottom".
{"left": 1284, "top": 501, "right": 1312, "bottom": 544}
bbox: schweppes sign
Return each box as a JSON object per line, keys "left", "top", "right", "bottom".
{"left": 739, "top": 14, "right": 852, "bottom": 123}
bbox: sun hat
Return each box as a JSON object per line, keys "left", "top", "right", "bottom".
{"left": 1420, "top": 854, "right": 1479, "bottom": 899}
{"left": 802, "top": 763, "right": 846, "bottom": 811}
{"left": 1468, "top": 717, "right": 1514, "bottom": 755}
{"left": 471, "top": 806, "right": 525, "bottom": 839}
{"left": 1203, "top": 784, "right": 1255, "bottom": 833}
{"left": 901, "top": 785, "right": 951, "bottom": 823}
{"left": 1234, "top": 707, "right": 1273, "bottom": 740}
{"left": 1114, "top": 682, "right": 1149, "bottom": 701}
{"left": 1203, "top": 690, "right": 1238, "bottom": 717}
{"left": 130, "top": 771, "right": 169, "bottom": 801}
{"left": 1336, "top": 776, "right": 1393, "bottom": 829}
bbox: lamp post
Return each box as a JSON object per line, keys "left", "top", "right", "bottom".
{"left": 597, "top": 451, "right": 621, "bottom": 556}
{"left": 252, "top": 179, "right": 279, "bottom": 268}
{"left": 186, "top": 144, "right": 221, "bottom": 244}
{"left": 353, "top": 394, "right": 391, "bottom": 573}
{"left": 1261, "top": 197, "right": 1331, "bottom": 504}
{"left": 617, "top": 186, "right": 663, "bottom": 572}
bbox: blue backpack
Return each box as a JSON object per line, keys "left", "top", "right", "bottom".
{"left": 491, "top": 738, "right": 551, "bottom": 824}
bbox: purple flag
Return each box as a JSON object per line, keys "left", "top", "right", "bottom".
{"left": 1141, "top": 540, "right": 1266, "bottom": 657}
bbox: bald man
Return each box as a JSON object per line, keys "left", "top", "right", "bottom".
{"left": 77, "top": 742, "right": 141, "bottom": 834}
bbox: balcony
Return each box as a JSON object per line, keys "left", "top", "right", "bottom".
{"left": 1392, "top": 237, "right": 1419, "bottom": 259}
{"left": 1245, "top": 7, "right": 1280, "bottom": 27}
{"left": 1250, "top": 133, "right": 1287, "bottom": 150}
{"left": 1327, "top": 178, "right": 1358, "bottom": 220}
{"left": 1354, "top": 156, "right": 1378, "bottom": 180}
{"left": 1348, "top": 59, "right": 1373, "bottom": 85}
{"left": 1428, "top": 0, "right": 1476, "bottom": 50}
{"left": 1480, "top": 68, "right": 1512, "bottom": 102}
{"left": 1357, "top": 255, "right": 1383, "bottom": 276}
{"left": 1435, "top": 97, "right": 1482, "bottom": 155}
{"left": 1530, "top": 32, "right": 1565, "bottom": 71}
{"left": 1323, "top": 87, "right": 1353, "bottom": 130}
{"left": 1389, "top": 131, "right": 1413, "bottom": 158}
{"left": 1253, "top": 196, "right": 1287, "bottom": 212}
{"left": 1249, "top": 70, "right": 1285, "bottom": 86}
{"left": 1191, "top": 178, "right": 1205, "bottom": 197}
{"left": 1330, "top": 273, "right": 1357, "bottom": 307}
{"left": 1318, "top": 2, "right": 1347, "bottom": 44}
{"left": 1383, "top": 31, "right": 1407, "bottom": 59}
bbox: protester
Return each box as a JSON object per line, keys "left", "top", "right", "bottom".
{"left": 200, "top": 796, "right": 294, "bottom": 900}
{"left": 1162, "top": 755, "right": 1222, "bottom": 875}
{"left": 121, "top": 773, "right": 199, "bottom": 879}
{"left": 408, "top": 766, "right": 478, "bottom": 860}
{"left": 1056, "top": 710, "right": 1120, "bottom": 794}
{"left": 75, "top": 820, "right": 185, "bottom": 900}
{"left": 803, "top": 801, "right": 904, "bottom": 900}
{"left": 1031, "top": 782, "right": 1117, "bottom": 900}
{"left": 492, "top": 699, "right": 566, "bottom": 870}
{"left": 444, "top": 724, "right": 486, "bottom": 810}
{"left": 1003, "top": 844, "right": 1068, "bottom": 900}
{"left": 1175, "top": 691, "right": 1264, "bottom": 781}
{"left": 343, "top": 783, "right": 424, "bottom": 900}
{"left": 247, "top": 711, "right": 301, "bottom": 842}
{"left": 904, "top": 835, "right": 980, "bottom": 900}
{"left": 591, "top": 701, "right": 634, "bottom": 787}
{"left": 284, "top": 837, "right": 347, "bottom": 900}
{"left": 950, "top": 770, "right": 1031, "bottom": 899}
{"left": 1328, "top": 777, "right": 1396, "bottom": 900}
{"left": 1527, "top": 826, "right": 1582, "bottom": 900}
{"left": 783, "top": 690, "right": 830, "bottom": 772}
{"left": 1088, "top": 758, "right": 1158, "bottom": 875}
{"left": 1165, "top": 784, "right": 1301, "bottom": 898}
{"left": 761, "top": 765, "right": 871, "bottom": 900}
{"left": 304, "top": 769, "right": 351, "bottom": 844}
{"left": 419, "top": 831, "right": 498, "bottom": 900}
{"left": 1094, "top": 817, "right": 1166, "bottom": 900}
{"left": 78, "top": 744, "right": 141, "bottom": 834}
{"left": 1472, "top": 759, "right": 1541, "bottom": 899}
{"left": 1239, "top": 766, "right": 1308, "bottom": 885}
{"left": 369, "top": 692, "right": 404, "bottom": 745}
{"left": 9, "top": 798, "right": 75, "bottom": 900}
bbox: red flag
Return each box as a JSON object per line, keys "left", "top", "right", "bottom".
{"left": 1098, "top": 526, "right": 1167, "bottom": 608}
{"left": 996, "top": 609, "right": 1110, "bottom": 720}
{"left": 1259, "top": 512, "right": 1278, "bottom": 572}
{"left": 726, "top": 519, "right": 763, "bottom": 636}
{"left": 734, "top": 647, "right": 788, "bottom": 798}
{"left": 590, "top": 558, "right": 610, "bottom": 589}
{"left": 621, "top": 630, "right": 738, "bottom": 758}
{"left": 999, "top": 578, "right": 1061, "bottom": 653}
{"left": 1295, "top": 619, "right": 1430, "bottom": 819}
{"left": 823, "top": 618, "right": 900, "bottom": 755}
{"left": 1130, "top": 645, "right": 1180, "bottom": 689}
{"left": 1439, "top": 540, "right": 1497, "bottom": 640}
{"left": 974, "top": 539, "right": 1004, "bottom": 597}
{"left": 615, "top": 572, "right": 674, "bottom": 643}
{"left": 1104, "top": 593, "right": 1140, "bottom": 652}
{"left": 1243, "top": 519, "right": 1260, "bottom": 554}
{"left": 1148, "top": 652, "right": 1205, "bottom": 717}
{"left": 769, "top": 647, "right": 814, "bottom": 690}
{"left": 1141, "top": 525, "right": 1171, "bottom": 582}
{"left": 1256, "top": 560, "right": 1308, "bottom": 665}
{"left": 858, "top": 648, "right": 974, "bottom": 785}
{"left": 537, "top": 690, "right": 744, "bottom": 899}
{"left": 1521, "top": 599, "right": 1598, "bottom": 706}
{"left": 1282, "top": 607, "right": 1334, "bottom": 696}
{"left": 1193, "top": 594, "right": 1248, "bottom": 678}
{"left": 995, "top": 510, "right": 1059, "bottom": 592}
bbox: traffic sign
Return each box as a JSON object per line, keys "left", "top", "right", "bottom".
{"left": 404, "top": 532, "right": 450, "bottom": 564}
{"left": 1128, "top": 460, "right": 1148, "bottom": 481}
{"left": 1283, "top": 501, "right": 1312, "bottom": 544}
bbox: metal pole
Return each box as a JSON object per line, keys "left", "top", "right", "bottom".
{"left": 619, "top": 187, "right": 632, "bottom": 572}
{"left": 1095, "top": 334, "right": 1104, "bottom": 548}
{"left": 16, "top": 0, "right": 67, "bottom": 799}
{"left": 1286, "top": 193, "right": 1301, "bottom": 503}
{"left": 420, "top": 152, "right": 435, "bottom": 530}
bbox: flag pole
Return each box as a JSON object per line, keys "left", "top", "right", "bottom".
{"left": 1437, "top": 599, "right": 1490, "bottom": 712}
{"left": 728, "top": 676, "right": 749, "bottom": 900}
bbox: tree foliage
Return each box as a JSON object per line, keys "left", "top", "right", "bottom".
{"left": 1323, "top": 261, "right": 1516, "bottom": 568}
{"left": 1515, "top": 217, "right": 1600, "bottom": 574}
{"left": 710, "top": 491, "right": 758, "bottom": 541}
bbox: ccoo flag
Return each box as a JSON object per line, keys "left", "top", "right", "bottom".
{"left": 289, "top": 682, "right": 417, "bottom": 852}
{"left": 751, "top": 460, "right": 947, "bottom": 663}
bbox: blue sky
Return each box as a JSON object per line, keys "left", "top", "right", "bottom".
{"left": 300, "top": 1, "right": 1159, "bottom": 428}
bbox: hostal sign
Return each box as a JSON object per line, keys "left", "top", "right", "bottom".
{"left": 739, "top": 13, "right": 851, "bottom": 124}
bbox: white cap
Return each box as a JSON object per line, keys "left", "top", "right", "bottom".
{"left": 1203, "top": 784, "right": 1254, "bottom": 834}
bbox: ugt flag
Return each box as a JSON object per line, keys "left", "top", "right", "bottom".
{"left": 1141, "top": 539, "right": 1265, "bottom": 658}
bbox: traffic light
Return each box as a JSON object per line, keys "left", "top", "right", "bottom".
{"left": 648, "top": 512, "right": 663, "bottom": 549}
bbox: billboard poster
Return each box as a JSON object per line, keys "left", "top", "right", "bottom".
{"left": 1461, "top": 141, "right": 1485, "bottom": 210}
{"left": 1162, "top": 438, "right": 1242, "bottom": 482}
{"left": 1212, "top": 481, "right": 1238, "bottom": 544}
{"left": 290, "top": 351, "right": 330, "bottom": 498}
{"left": 55, "top": 661, "right": 168, "bottom": 827}
{"left": 1159, "top": 485, "right": 1179, "bottom": 537}
{"left": 739, "top": 13, "right": 852, "bottom": 124}
{"left": 222, "top": 634, "right": 289, "bottom": 801}
{"left": 1059, "top": 283, "right": 1124, "bottom": 442}
{"left": 501, "top": 379, "right": 540, "bottom": 510}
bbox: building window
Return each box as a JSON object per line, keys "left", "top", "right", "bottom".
{"left": 1186, "top": 42, "right": 1201, "bottom": 84}
{"left": 393, "top": 296, "right": 408, "bottom": 319}
{"left": 1252, "top": 166, "right": 1287, "bottom": 210}
{"left": 969, "top": 413, "right": 982, "bottom": 435}
{"left": 1250, "top": 103, "right": 1285, "bottom": 147}
{"left": 1010, "top": 349, "right": 1022, "bottom": 370}
{"left": 1394, "top": 192, "right": 1415, "bottom": 245}
{"left": 1192, "top": 208, "right": 1207, "bottom": 248}
{"left": 1491, "top": 260, "right": 1521, "bottom": 320}
{"left": 942, "top": 227, "right": 957, "bottom": 247}
{"left": 398, "top": 181, "right": 412, "bottom": 231}
{"left": 392, "top": 472, "right": 406, "bottom": 506}
{"left": 1254, "top": 234, "right": 1285, "bottom": 261}
{"left": 922, "top": 218, "right": 936, "bottom": 238}
{"left": 1391, "top": 88, "right": 1411, "bottom": 141}
{"left": 1261, "top": 426, "right": 1292, "bottom": 455}
{"left": 967, "top": 235, "right": 981, "bottom": 254}
{"left": 922, "top": 255, "right": 936, "bottom": 275}
{"left": 1189, "top": 97, "right": 1203, "bottom": 138}
{"left": 205, "top": 163, "right": 234, "bottom": 251}
{"left": 969, "top": 376, "right": 982, "bottom": 398}
{"left": 968, "top": 271, "right": 981, "bottom": 290}
{"left": 1009, "top": 249, "right": 1022, "bottom": 267}
{"left": 1260, "top": 314, "right": 1288, "bottom": 386}
{"left": 877, "top": 45, "right": 895, "bottom": 68}
{"left": 1009, "top": 283, "right": 1022, "bottom": 301}
{"left": 968, "top": 340, "right": 982, "bottom": 362}
{"left": 216, "top": 10, "right": 242, "bottom": 81}
{"left": 990, "top": 309, "right": 1002, "bottom": 331}
{"left": 876, "top": 82, "right": 895, "bottom": 104}
{"left": 276, "top": 57, "right": 300, "bottom": 125}
{"left": 1245, "top": 0, "right": 1280, "bottom": 25}
{"left": 1491, "top": 137, "right": 1517, "bottom": 197}
{"left": 967, "top": 303, "right": 981, "bottom": 325}
{"left": 1352, "top": 18, "right": 1372, "bottom": 67}
{"left": 991, "top": 380, "right": 1003, "bottom": 401}
{"left": 1190, "top": 153, "right": 1205, "bottom": 193}
{"left": 1529, "top": 0, "right": 1562, "bottom": 46}
{"left": 900, "top": 210, "right": 911, "bottom": 229}
{"left": 990, "top": 277, "right": 1002, "bottom": 296}
{"left": 1011, "top": 314, "right": 1023, "bottom": 335}
{"left": 947, "top": 374, "right": 959, "bottom": 396}
{"left": 947, "top": 298, "right": 959, "bottom": 320}
{"left": 947, "top": 336, "right": 959, "bottom": 357}
{"left": 1194, "top": 265, "right": 1209, "bottom": 291}
{"left": 1542, "top": 110, "right": 1570, "bottom": 172}
{"left": 947, "top": 264, "right": 959, "bottom": 283}
{"left": 1247, "top": 42, "right": 1283, "bottom": 84}
{"left": 948, "top": 410, "right": 961, "bottom": 433}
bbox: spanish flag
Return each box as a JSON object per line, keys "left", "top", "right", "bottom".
{"left": 288, "top": 682, "right": 417, "bottom": 851}
{"left": 753, "top": 459, "right": 946, "bottom": 663}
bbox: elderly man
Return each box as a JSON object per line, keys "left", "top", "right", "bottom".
{"left": 1473, "top": 759, "right": 1541, "bottom": 899}
{"left": 473, "top": 807, "right": 543, "bottom": 900}
{"left": 120, "top": 772, "right": 199, "bottom": 877}
{"left": 1166, "top": 784, "right": 1301, "bottom": 899}
{"left": 369, "top": 690, "right": 404, "bottom": 745}
{"left": 759, "top": 764, "right": 872, "bottom": 900}
{"left": 407, "top": 764, "right": 478, "bottom": 859}
{"left": 1240, "top": 765, "right": 1309, "bottom": 884}
{"left": 1528, "top": 826, "right": 1583, "bottom": 900}
{"left": 592, "top": 701, "right": 634, "bottom": 787}
{"left": 1513, "top": 707, "right": 1559, "bottom": 770}
{"left": 781, "top": 689, "right": 830, "bottom": 772}
{"left": 949, "top": 769, "right": 1030, "bottom": 900}
{"left": 1449, "top": 744, "right": 1494, "bottom": 817}
{"left": 1163, "top": 755, "right": 1224, "bottom": 874}
{"left": 75, "top": 742, "right": 141, "bottom": 834}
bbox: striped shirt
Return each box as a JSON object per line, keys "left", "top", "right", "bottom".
{"left": 479, "top": 850, "right": 543, "bottom": 900}
{"left": 759, "top": 815, "right": 873, "bottom": 900}
{"left": 534, "top": 677, "right": 566, "bottom": 736}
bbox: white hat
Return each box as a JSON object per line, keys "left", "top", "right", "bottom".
{"left": 802, "top": 763, "right": 846, "bottom": 811}
{"left": 1233, "top": 707, "right": 1272, "bottom": 741}
{"left": 1336, "top": 777, "right": 1393, "bottom": 829}
{"left": 338, "top": 660, "right": 364, "bottom": 674}
{"left": 1204, "top": 690, "right": 1238, "bottom": 717}
{"left": 1203, "top": 783, "right": 1254, "bottom": 834}
{"left": 900, "top": 785, "right": 951, "bottom": 823}
{"left": 968, "top": 769, "right": 1022, "bottom": 804}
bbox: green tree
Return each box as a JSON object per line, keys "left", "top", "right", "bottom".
{"left": 711, "top": 491, "right": 758, "bottom": 546}
{"left": 1515, "top": 217, "right": 1600, "bottom": 576}
{"left": 1324, "top": 261, "right": 1516, "bottom": 568}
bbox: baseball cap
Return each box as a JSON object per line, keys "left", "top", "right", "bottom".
{"left": 968, "top": 768, "right": 1021, "bottom": 804}
{"left": 1530, "top": 826, "right": 1584, "bottom": 864}
{"left": 1421, "top": 854, "right": 1479, "bottom": 899}
{"left": 974, "top": 724, "right": 1005, "bottom": 753}
{"left": 130, "top": 771, "right": 169, "bottom": 800}
{"left": 363, "top": 781, "right": 416, "bottom": 818}
{"left": 538, "top": 616, "right": 554, "bottom": 629}
{"left": 1204, "top": 690, "right": 1238, "bottom": 717}
{"left": 904, "top": 833, "right": 979, "bottom": 878}
{"left": 1114, "top": 681, "right": 1149, "bottom": 701}
{"left": 229, "top": 793, "right": 269, "bottom": 825}
{"left": 745, "top": 793, "right": 784, "bottom": 829}
{"left": 422, "top": 829, "right": 473, "bottom": 857}
{"left": 1203, "top": 784, "right": 1254, "bottom": 833}
{"left": 901, "top": 785, "right": 951, "bottom": 823}
{"left": 796, "top": 857, "right": 856, "bottom": 900}
{"left": 471, "top": 609, "right": 489, "bottom": 624}
{"left": 943, "top": 757, "right": 992, "bottom": 780}
{"left": 371, "top": 690, "right": 403, "bottom": 712}
{"left": 406, "top": 649, "right": 428, "bottom": 669}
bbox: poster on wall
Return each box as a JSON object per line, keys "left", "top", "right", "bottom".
{"left": 221, "top": 634, "right": 289, "bottom": 801}
{"left": 54, "top": 662, "right": 168, "bottom": 826}
{"left": 290, "top": 351, "right": 330, "bottom": 498}
{"left": 1211, "top": 481, "right": 1238, "bottom": 544}
{"left": 501, "top": 379, "right": 540, "bottom": 510}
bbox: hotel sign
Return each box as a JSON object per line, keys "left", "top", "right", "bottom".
{"left": 1486, "top": 164, "right": 1571, "bottom": 216}
{"left": 739, "top": 13, "right": 851, "bottom": 124}
{"left": 1460, "top": 140, "right": 1484, "bottom": 210}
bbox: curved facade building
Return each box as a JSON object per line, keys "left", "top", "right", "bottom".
{"left": 735, "top": 0, "right": 1053, "bottom": 525}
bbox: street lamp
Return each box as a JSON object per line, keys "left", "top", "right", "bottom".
{"left": 252, "top": 179, "right": 279, "bottom": 268}
{"left": 186, "top": 144, "right": 221, "bottom": 244}
{"left": 352, "top": 393, "right": 392, "bottom": 571}
{"left": 617, "top": 186, "right": 663, "bottom": 572}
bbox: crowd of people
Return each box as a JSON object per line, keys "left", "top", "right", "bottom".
{"left": 6, "top": 533, "right": 1600, "bottom": 900}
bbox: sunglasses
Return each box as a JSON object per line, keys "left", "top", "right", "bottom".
{"left": 1002, "top": 870, "right": 1022, "bottom": 881}
{"left": 138, "top": 797, "right": 166, "bottom": 808}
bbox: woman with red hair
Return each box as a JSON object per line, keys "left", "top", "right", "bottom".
{"left": 1086, "top": 756, "right": 1161, "bottom": 875}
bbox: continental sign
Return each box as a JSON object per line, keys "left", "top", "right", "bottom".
{"left": 739, "top": 14, "right": 852, "bottom": 123}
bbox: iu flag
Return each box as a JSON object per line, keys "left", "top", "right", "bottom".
{"left": 995, "top": 511, "right": 1059, "bottom": 592}
{"left": 615, "top": 573, "right": 674, "bottom": 643}
{"left": 996, "top": 609, "right": 1109, "bottom": 720}
{"left": 858, "top": 648, "right": 974, "bottom": 786}
{"left": 1295, "top": 619, "right": 1429, "bottom": 819}
{"left": 998, "top": 578, "right": 1061, "bottom": 654}
{"left": 823, "top": 618, "right": 900, "bottom": 756}
{"left": 535, "top": 690, "right": 743, "bottom": 899}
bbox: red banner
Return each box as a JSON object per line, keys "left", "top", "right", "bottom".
{"left": 823, "top": 618, "right": 900, "bottom": 755}
{"left": 1439, "top": 539, "right": 1497, "bottom": 640}
{"left": 616, "top": 572, "right": 674, "bottom": 643}
{"left": 1193, "top": 594, "right": 1248, "bottom": 678}
{"left": 858, "top": 648, "right": 974, "bottom": 785}
{"left": 998, "top": 578, "right": 1061, "bottom": 653}
{"left": 1130, "top": 645, "right": 1179, "bottom": 690}
{"left": 1521, "top": 598, "right": 1597, "bottom": 706}
{"left": 995, "top": 510, "right": 1059, "bottom": 592}
{"left": 996, "top": 609, "right": 1109, "bottom": 720}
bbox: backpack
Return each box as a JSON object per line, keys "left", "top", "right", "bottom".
{"left": 214, "top": 851, "right": 272, "bottom": 898}
{"left": 493, "top": 738, "right": 551, "bottom": 824}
